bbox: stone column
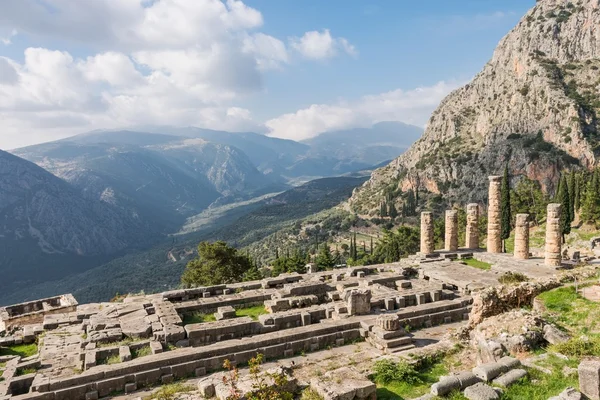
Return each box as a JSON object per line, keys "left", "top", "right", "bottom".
{"left": 487, "top": 176, "right": 502, "bottom": 253}
{"left": 420, "top": 212, "right": 434, "bottom": 255}
{"left": 545, "top": 204, "right": 562, "bottom": 266}
{"left": 465, "top": 203, "right": 479, "bottom": 249}
{"left": 445, "top": 210, "right": 458, "bottom": 251}
{"left": 514, "top": 214, "right": 530, "bottom": 260}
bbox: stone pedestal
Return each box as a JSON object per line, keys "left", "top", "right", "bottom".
{"left": 445, "top": 210, "right": 458, "bottom": 251}
{"left": 514, "top": 214, "right": 530, "bottom": 260}
{"left": 420, "top": 212, "right": 435, "bottom": 255}
{"left": 545, "top": 204, "right": 562, "bottom": 266}
{"left": 466, "top": 203, "right": 479, "bottom": 249}
{"left": 345, "top": 289, "right": 372, "bottom": 316}
{"left": 376, "top": 314, "right": 400, "bottom": 331}
{"left": 579, "top": 359, "right": 600, "bottom": 400}
{"left": 487, "top": 176, "right": 502, "bottom": 253}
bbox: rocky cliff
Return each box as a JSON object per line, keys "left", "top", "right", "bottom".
{"left": 0, "top": 150, "right": 156, "bottom": 288}
{"left": 350, "top": 0, "right": 600, "bottom": 214}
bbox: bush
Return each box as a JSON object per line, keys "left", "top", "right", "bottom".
{"left": 498, "top": 271, "right": 529, "bottom": 285}
{"left": 372, "top": 359, "right": 422, "bottom": 385}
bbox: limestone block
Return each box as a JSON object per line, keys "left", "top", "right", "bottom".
{"left": 357, "top": 271, "right": 365, "bottom": 279}
{"left": 163, "top": 324, "right": 186, "bottom": 343}
{"left": 497, "top": 356, "right": 520, "bottom": 370}
{"left": 161, "top": 374, "right": 174, "bottom": 384}
{"left": 215, "top": 306, "right": 236, "bottom": 321}
{"left": 344, "top": 289, "right": 372, "bottom": 316}
{"left": 198, "top": 380, "right": 215, "bottom": 398}
{"left": 124, "top": 382, "right": 137, "bottom": 394}
{"left": 84, "top": 351, "right": 97, "bottom": 371}
{"left": 376, "top": 315, "right": 400, "bottom": 332}
{"left": 543, "top": 324, "right": 571, "bottom": 345}
{"left": 464, "top": 382, "right": 500, "bottom": 400}
{"left": 472, "top": 362, "right": 505, "bottom": 381}
{"left": 301, "top": 312, "right": 311, "bottom": 326}
{"left": 149, "top": 341, "right": 163, "bottom": 354}
{"left": 311, "top": 367, "right": 376, "bottom": 400}
{"left": 85, "top": 391, "right": 99, "bottom": 400}
{"left": 579, "top": 359, "right": 600, "bottom": 400}
{"left": 384, "top": 298, "right": 395, "bottom": 311}
{"left": 456, "top": 372, "right": 482, "bottom": 389}
{"left": 421, "top": 212, "right": 435, "bottom": 255}
{"left": 549, "top": 387, "right": 583, "bottom": 400}
{"left": 492, "top": 369, "right": 527, "bottom": 387}
{"left": 119, "top": 346, "right": 131, "bottom": 362}
{"left": 431, "top": 376, "right": 460, "bottom": 396}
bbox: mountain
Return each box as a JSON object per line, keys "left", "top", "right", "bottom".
{"left": 0, "top": 175, "right": 367, "bottom": 305}
{"left": 0, "top": 150, "right": 156, "bottom": 292}
{"left": 350, "top": 0, "right": 600, "bottom": 214}
{"left": 13, "top": 131, "right": 283, "bottom": 232}
{"left": 118, "top": 123, "right": 423, "bottom": 179}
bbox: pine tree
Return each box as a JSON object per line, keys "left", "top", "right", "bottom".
{"left": 568, "top": 170, "right": 576, "bottom": 223}
{"left": 557, "top": 174, "right": 572, "bottom": 242}
{"left": 500, "top": 165, "right": 512, "bottom": 251}
{"left": 316, "top": 244, "right": 335, "bottom": 270}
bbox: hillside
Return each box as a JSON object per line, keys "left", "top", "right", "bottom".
{"left": 0, "top": 176, "right": 367, "bottom": 305}
{"left": 0, "top": 150, "right": 156, "bottom": 293}
{"left": 13, "top": 132, "right": 283, "bottom": 232}
{"left": 350, "top": 0, "right": 600, "bottom": 215}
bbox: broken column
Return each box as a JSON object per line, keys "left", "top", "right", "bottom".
{"left": 465, "top": 203, "right": 479, "bottom": 249}
{"left": 420, "top": 212, "right": 435, "bottom": 255}
{"left": 545, "top": 203, "right": 562, "bottom": 266}
{"left": 487, "top": 176, "right": 502, "bottom": 253}
{"left": 514, "top": 214, "right": 530, "bottom": 260}
{"left": 345, "top": 289, "right": 372, "bottom": 315}
{"left": 445, "top": 210, "right": 458, "bottom": 251}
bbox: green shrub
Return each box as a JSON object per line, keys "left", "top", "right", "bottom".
{"left": 372, "top": 359, "right": 422, "bottom": 385}
{"left": 498, "top": 271, "right": 529, "bottom": 285}
{"left": 551, "top": 336, "right": 600, "bottom": 357}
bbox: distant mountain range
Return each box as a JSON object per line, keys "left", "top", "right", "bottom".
{"left": 1, "top": 121, "right": 422, "bottom": 304}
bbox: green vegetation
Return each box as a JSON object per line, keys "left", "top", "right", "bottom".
{"left": 457, "top": 258, "right": 492, "bottom": 271}
{"left": 143, "top": 383, "right": 195, "bottom": 400}
{"left": 538, "top": 286, "right": 600, "bottom": 337}
{"left": 16, "top": 367, "right": 37, "bottom": 376}
{"left": 100, "top": 354, "right": 121, "bottom": 365}
{"left": 131, "top": 345, "right": 152, "bottom": 359}
{"left": 0, "top": 343, "right": 38, "bottom": 358}
{"left": 498, "top": 271, "right": 529, "bottom": 285}
{"left": 300, "top": 388, "right": 324, "bottom": 400}
{"left": 236, "top": 305, "right": 268, "bottom": 321}
{"left": 182, "top": 312, "right": 216, "bottom": 325}
{"left": 181, "top": 241, "right": 256, "bottom": 287}
{"left": 502, "top": 357, "right": 578, "bottom": 399}
{"left": 556, "top": 174, "right": 573, "bottom": 241}
{"left": 372, "top": 358, "right": 449, "bottom": 399}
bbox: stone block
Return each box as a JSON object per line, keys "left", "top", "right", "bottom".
{"left": 549, "top": 387, "right": 583, "bottom": 400}
{"left": 497, "top": 356, "right": 520, "bottom": 371}
{"left": 579, "top": 359, "right": 600, "bottom": 400}
{"left": 119, "top": 346, "right": 131, "bottom": 362}
{"left": 85, "top": 391, "right": 99, "bottom": 400}
{"left": 492, "top": 369, "right": 527, "bottom": 387}
{"left": 198, "top": 380, "right": 216, "bottom": 398}
{"left": 431, "top": 376, "right": 460, "bottom": 396}
{"left": 161, "top": 374, "right": 174, "bottom": 384}
{"left": 456, "top": 372, "right": 482, "bottom": 389}
{"left": 384, "top": 298, "right": 395, "bottom": 311}
{"left": 336, "top": 338, "right": 344, "bottom": 347}
{"left": 124, "top": 382, "right": 137, "bottom": 394}
{"left": 357, "top": 271, "right": 365, "bottom": 279}
{"left": 473, "top": 363, "right": 505, "bottom": 382}
{"left": 464, "top": 382, "right": 500, "bottom": 400}
{"left": 284, "top": 349, "right": 294, "bottom": 358}
{"left": 149, "top": 341, "right": 163, "bottom": 354}
{"left": 195, "top": 367, "right": 206, "bottom": 377}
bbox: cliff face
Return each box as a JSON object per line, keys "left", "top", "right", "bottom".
{"left": 350, "top": 0, "right": 600, "bottom": 214}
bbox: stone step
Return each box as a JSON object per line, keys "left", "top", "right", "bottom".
{"left": 385, "top": 336, "right": 413, "bottom": 348}
{"left": 387, "top": 344, "right": 416, "bottom": 354}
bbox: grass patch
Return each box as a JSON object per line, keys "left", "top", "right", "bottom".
{"left": 300, "top": 387, "right": 324, "bottom": 400}
{"left": 182, "top": 312, "right": 216, "bottom": 325}
{"left": 498, "top": 271, "right": 529, "bottom": 285}
{"left": 143, "top": 383, "right": 195, "bottom": 400}
{"left": 373, "top": 359, "right": 449, "bottom": 399}
{"left": 96, "top": 338, "right": 144, "bottom": 348}
{"left": 99, "top": 354, "right": 121, "bottom": 365}
{"left": 16, "top": 367, "right": 37, "bottom": 376}
{"left": 131, "top": 345, "right": 152, "bottom": 359}
{"left": 0, "top": 343, "right": 38, "bottom": 358}
{"left": 456, "top": 258, "right": 492, "bottom": 270}
{"left": 538, "top": 286, "right": 600, "bottom": 334}
{"left": 236, "top": 305, "right": 268, "bottom": 321}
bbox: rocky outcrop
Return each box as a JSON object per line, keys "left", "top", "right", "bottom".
{"left": 468, "top": 280, "right": 561, "bottom": 326}
{"left": 350, "top": 0, "right": 600, "bottom": 213}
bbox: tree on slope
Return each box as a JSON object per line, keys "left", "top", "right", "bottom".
{"left": 181, "top": 241, "right": 253, "bottom": 287}
{"left": 316, "top": 243, "right": 335, "bottom": 270}
{"left": 500, "top": 165, "right": 512, "bottom": 252}
{"left": 557, "top": 175, "right": 572, "bottom": 242}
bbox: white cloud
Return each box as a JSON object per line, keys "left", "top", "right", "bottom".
{"left": 1, "top": 29, "right": 17, "bottom": 45}
{"left": 265, "top": 81, "right": 462, "bottom": 141}
{"left": 290, "top": 29, "right": 357, "bottom": 60}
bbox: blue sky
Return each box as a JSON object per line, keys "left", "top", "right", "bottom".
{"left": 0, "top": 0, "right": 534, "bottom": 149}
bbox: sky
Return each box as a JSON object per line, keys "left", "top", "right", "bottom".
{"left": 0, "top": 0, "right": 534, "bottom": 149}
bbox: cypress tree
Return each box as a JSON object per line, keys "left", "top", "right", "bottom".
{"left": 389, "top": 202, "right": 398, "bottom": 219}
{"left": 558, "top": 174, "right": 572, "bottom": 241}
{"left": 370, "top": 237, "right": 373, "bottom": 255}
{"left": 568, "top": 170, "right": 576, "bottom": 223}
{"left": 574, "top": 173, "right": 582, "bottom": 212}
{"left": 500, "top": 165, "right": 512, "bottom": 251}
